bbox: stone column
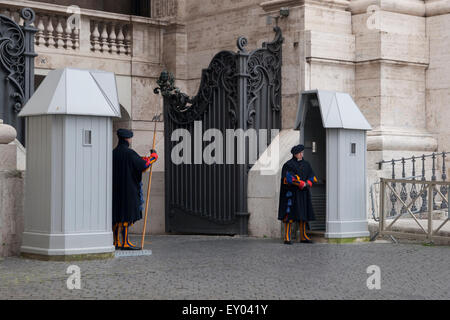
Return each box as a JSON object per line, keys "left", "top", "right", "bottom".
{"left": 0, "top": 120, "right": 24, "bottom": 257}
{"left": 162, "top": 23, "right": 188, "bottom": 92}
{"left": 0, "top": 120, "right": 18, "bottom": 170}
{"left": 350, "top": 0, "right": 437, "bottom": 160}
{"left": 349, "top": 0, "right": 443, "bottom": 218}
{"left": 349, "top": 0, "right": 438, "bottom": 203}
{"left": 425, "top": 0, "right": 450, "bottom": 176}
{"left": 260, "top": 0, "right": 354, "bottom": 129}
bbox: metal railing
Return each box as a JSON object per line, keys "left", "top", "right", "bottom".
{"left": 378, "top": 178, "right": 450, "bottom": 243}
{"left": 376, "top": 152, "right": 449, "bottom": 217}
{"left": 369, "top": 175, "right": 422, "bottom": 222}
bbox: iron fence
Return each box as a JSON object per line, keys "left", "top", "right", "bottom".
{"left": 376, "top": 152, "right": 450, "bottom": 217}
{"left": 378, "top": 178, "right": 450, "bottom": 243}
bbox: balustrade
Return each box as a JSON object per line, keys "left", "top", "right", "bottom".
{"left": 0, "top": 3, "right": 133, "bottom": 57}
{"left": 377, "top": 151, "right": 450, "bottom": 217}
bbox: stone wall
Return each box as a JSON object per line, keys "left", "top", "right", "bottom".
{"left": 179, "top": 0, "right": 356, "bottom": 128}
{"left": 0, "top": 122, "right": 24, "bottom": 257}
{"left": 248, "top": 129, "right": 300, "bottom": 238}
{"left": 0, "top": 171, "right": 24, "bottom": 257}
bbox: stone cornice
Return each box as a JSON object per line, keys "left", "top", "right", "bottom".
{"left": 260, "top": 0, "right": 450, "bottom": 16}
{"left": 163, "top": 22, "right": 187, "bottom": 34}
{"left": 260, "top": 0, "right": 350, "bottom": 12}
{"left": 0, "top": 0, "right": 169, "bottom": 26}
{"left": 349, "top": 0, "right": 425, "bottom": 16}
{"left": 426, "top": 0, "right": 450, "bottom": 16}
{"left": 349, "top": 0, "right": 450, "bottom": 17}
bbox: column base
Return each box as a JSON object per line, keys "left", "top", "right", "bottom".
{"left": 21, "top": 251, "right": 114, "bottom": 261}
{"left": 325, "top": 237, "right": 370, "bottom": 244}
{"left": 20, "top": 231, "right": 115, "bottom": 258}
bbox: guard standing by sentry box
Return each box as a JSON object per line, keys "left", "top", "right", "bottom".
{"left": 294, "top": 90, "right": 372, "bottom": 241}
{"left": 18, "top": 68, "right": 121, "bottom": 259}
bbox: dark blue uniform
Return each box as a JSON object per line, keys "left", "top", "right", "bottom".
{"left": 112, "top": 129, "right": 157, "bottom": 250}
{"left": 278, "top": 144, "right": 317, "bottom": 244}
{"left": 278, "top": 157, "right": 316, "bottom": 222}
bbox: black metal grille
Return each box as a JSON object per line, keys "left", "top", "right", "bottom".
{"left": 377, "top": 151, "right": 449, "bottom": 217}
{"left": 0, "top": 8, "right": 37, "bottom": 145}
{"left": 155, "top": 27, "right": 283, "bottom": 235}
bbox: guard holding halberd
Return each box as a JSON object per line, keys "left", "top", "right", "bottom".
{"left": 112, "top": 128, "right": 158, "bottom": 250}
{"left": 278, "top": 144, "right": 317, "bottom": 244}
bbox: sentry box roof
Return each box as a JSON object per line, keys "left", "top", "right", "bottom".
{"left": 294, "top": 90, "right": 372, "bottom": 131}
{"left": 19, "top": 68, "right": 121, "bottom": 118}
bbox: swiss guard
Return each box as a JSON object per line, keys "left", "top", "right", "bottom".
{"left": 278, "top": 144, "right": 317, "bottom": 244}
{"left": 113, "top": 129, "right": 158, "bottom": 250}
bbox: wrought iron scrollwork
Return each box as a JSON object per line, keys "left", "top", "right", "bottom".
{"left": 0, "top": 9, "right": 36, "bottom": 112}
{"left": 237, "top": 36, "right": 248, "bottom": 52}
{"left": 157, "top": 28, "right": 283, "bottom": 232}
{"left": 154, "top": 70, "right": 194, "bottom": 123}
{"left": 21, "top": 8, "right": 36, "bottom": 27}
{"left": 0, "top": 12, "right": 27, "bottom": 114}
{"left": 0, "top": 8, "right": 37, "bottom": 144}
{"left": 154, "top": 51, "right": 238, "bottom": 126}
{"left": 246, "top": 26, "right": 283, "bottom": 126}
{"left": 154, "top": 69, "right": 177, "bottom": 97}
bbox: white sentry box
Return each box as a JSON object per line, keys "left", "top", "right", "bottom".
{"left": 18, "top": 68, "right": 121, "bottom": 257}
{"left": 294, "top": 90, "right": 372, "bottom": 239}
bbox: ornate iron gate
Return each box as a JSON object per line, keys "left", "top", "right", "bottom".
{"left": 155, "top": 27, "right": 283, "bottom": 235}
{"left": 0, "top": 8, "right": 37, "bottom": 145}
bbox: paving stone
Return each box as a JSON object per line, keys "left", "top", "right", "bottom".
{"left": 0, "top": 235, "right": 449, "bottom": 299}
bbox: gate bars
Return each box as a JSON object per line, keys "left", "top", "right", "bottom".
{"left": 379, "top": 178, "right": 450, "bottom": 243}
{"left": 154, "top": 27, "right": 283, "bottom": 235}
{"left": 377, "top": 151, "right": 450, "bottom": 215}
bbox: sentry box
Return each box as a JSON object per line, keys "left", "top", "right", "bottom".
{"left": 294, "top": 90, "right": 372, "bottom": 240}
{"left": 18, "top": 68, "right": 121, "bottom": 259}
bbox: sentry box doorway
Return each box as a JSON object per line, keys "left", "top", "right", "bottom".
{"left": 294, "top": 90, "right": 372, "bottom": 240}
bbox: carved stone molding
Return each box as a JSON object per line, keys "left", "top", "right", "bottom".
{"left": 260, "top": 0, "right": 450, "bottom": 17}
{"left": 350, "top": 0, "right": 450, "bottom": 17}
{"left": 260, "top": 0, "right": 350, "bottom": 12}
{"left": 426, "top": 0, "right": 450, "bottom": 16}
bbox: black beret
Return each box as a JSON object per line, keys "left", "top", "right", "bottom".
{"left": 291, "top": 144, "right": 304, "bottom": 155}
{"left": 117, "top": 128, "right": 133, "bottom": 139}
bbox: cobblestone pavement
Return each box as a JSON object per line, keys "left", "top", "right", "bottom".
{"left": 0, "top": 235, "right": 449, "bottom": 300}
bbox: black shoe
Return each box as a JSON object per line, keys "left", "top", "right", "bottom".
{"left": 284, "top": 241, "right": 293, "bottom": 245}
{"left": 121, "top": 245, "right": 142, "bottom": 251}
{"left": 300, "top": 239, "right": 314, "bottom": 244}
